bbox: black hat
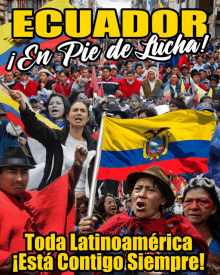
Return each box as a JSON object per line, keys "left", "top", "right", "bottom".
{"left": 181, "top": 64, "right": 188, "bottom": 70}
{"left": 208, "top": 74, "right": 220, "bottom": 83}
{"left": 20, "top": 71, "right": 31, "bottom": 75}
{"left": 119, "top": 96, "right": 127, "bottom": 103}
{"left": 0, "top": 146, "right": 35, "bottom": 169}
{"left": 152, "top": 89, "right": 164, "bottom": 98}
{"left": 71, "top": 65, "right": 79, "bottom": 74}
{"left": 191, "top": 69, "right": 200, "bottom": 77}
{"left": 106, "top": 103, "right": 128, "bottom": 119}
{"left": 0, "top": 109, "right": 6, "bottom": 116}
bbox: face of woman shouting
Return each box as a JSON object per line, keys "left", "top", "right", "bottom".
{"left": 132, "top": 177, "right": 167, "bottom": 219}
{"left": 66, "top": 101, "right": 89, "bottom": 128}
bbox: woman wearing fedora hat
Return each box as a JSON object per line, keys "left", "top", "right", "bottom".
{"left": 79, "top": 166, "right": 208, "bottom": 274}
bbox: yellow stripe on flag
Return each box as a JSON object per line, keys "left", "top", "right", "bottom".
{"left": 0, "top": 90, "right": 61, "bottom": 130}
{"left": 102, "top": 110, "right": 216, "bottom": 152}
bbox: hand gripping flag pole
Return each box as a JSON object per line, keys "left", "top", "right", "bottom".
{"left": 87, "top": 111, "right": 106, "bottom": 217}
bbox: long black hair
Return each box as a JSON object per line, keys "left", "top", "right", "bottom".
{"left": 182, "top": 177, "right": 220, "bottom": 242}
{"left": 45, "top": 93, "right": 70, "bottom": 119}
{"left": 97, "top": 194, "right": 119, "bottom": 219}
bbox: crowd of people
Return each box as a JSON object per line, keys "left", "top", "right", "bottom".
{"left": 1, "top": 38, "right": 220, "bottom": 274}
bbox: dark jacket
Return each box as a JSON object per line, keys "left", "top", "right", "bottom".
{"left": 20, "top": 104, "right": 97, "bottom": 191}
{"left": 169, "top": 83, "right": 181, "bottom": 98}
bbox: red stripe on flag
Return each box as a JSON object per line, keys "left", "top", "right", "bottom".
{"left": 97, "top": 158, "right": 208, "bottom": 181}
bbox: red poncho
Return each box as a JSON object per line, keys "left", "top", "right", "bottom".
{"left": 0, "top": 169, "right": 79, "bottom": 275}
{"left": 13, "top": 80, "right": 39, "bottom": 97}
{"left": 97, "top": 210, "right": 208, "bottom": 253}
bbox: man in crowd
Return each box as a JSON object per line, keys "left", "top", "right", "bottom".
{"left": 117, "top": 69, "right": 143, "bottom": 98}
{"left": 142, "top": 66, "right": 163, "bottom": 98}
{"left": 0, "top": 145, "right": 87, "bottom": 272}
{"left": 98, "top": 65, "right": 120, "bottom": 96}
{"left": 13, "top": 71, "right": 39, "bottom": 98}
{"left": 4, "top": 72, "right": 19, "bottom": 89}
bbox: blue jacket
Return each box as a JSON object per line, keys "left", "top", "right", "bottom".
{"left": 207, "top": 125, "right": 220, "bottom": 188}
{"left": 0, "top": 119, "right": 23, "bottom": 159}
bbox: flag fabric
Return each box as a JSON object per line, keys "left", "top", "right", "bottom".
{"left": 118, "top": 182, "right": 124, "bottom": 197}
{"left": 188, "top": 80, "right": 209, "bottom": 100}
{"left": 99, "top": 83, "right": 104, "bottom": 98}
{"left": 172, "top": 175, "right": 181, "bottom": 193}
{"left": 177, "top": 55, "right": 190, "bottom": 71}
{"left": 97, "top": 110, "right": 216, "bottom": 181}
{"left": 91, "top": 66, "right": 102, "bottom": 97}
{"left": 0, "top": 90, "right": 60, "bottom": 137}
{"left": 163, "top": 82, "right": 171, "bottom": 101}
{"left": 137, "top": 41, "right": 143, "bottom": 52}
{"left": 180, "top": 79, "right": 187, "bottom": 95}
{"left": 170, "top": 183, "right": 178, "bottom": 196}
{"left": 179, "top": 175, "right": 187, "bottom": 194}
{"left": 0, "top": 0, "right": 94, "bottom": 76}
{"left": 208, "top": 88, "right": 213, "bottom": 98}
{"left": 159, "top": 0, "right": 164, "bottom": 8}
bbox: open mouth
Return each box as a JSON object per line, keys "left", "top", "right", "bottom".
{"left": 136, "top": 202, "right": 145, "bottom": 211}
{"left": 75, "top": 117, "right": 82, "bottom": 122}
{"left": 52, "top": 109, "right": 59, "bottom": 114}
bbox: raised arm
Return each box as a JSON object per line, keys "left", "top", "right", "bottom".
{"left": 10, "top": 90, "right": 58, "bottom": 149}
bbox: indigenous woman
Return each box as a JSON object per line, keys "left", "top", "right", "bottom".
{"left": 183, "top": 175, "right": 220, "bottom": 275}
{"left": 79, "top": 166, "right": 208, "bottom": 275}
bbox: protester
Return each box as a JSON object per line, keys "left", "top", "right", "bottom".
{"left": 110, "top": 64, "right": 123, "bottom": 80}
{"left": 37, "top": 69, "right": 55, "bottom": 103}
{"left": 117, "top": 69, "right": 143, "bottom": 98}
{"left": 208, "top": 74, "right": 220, "bottom": 100}
{"left": 127, "top": 94, "right": 141, "bottom": 118}
{"left": 0, "top": 111, "right": 27, "bottom": 159}
{"left": 13, "top": 71, "right": 39, "bottom": 97}
{"left": 10, "top": 90, "right": 96, "bottom": 196}
{"left": 55, "top": 70, "right": 74, "bottom": 97}
{"left": 180, "top": 64, "right": 190, "bottom": 84}
{"left": 183, "top": 175, "right": 220, "bottom": 275}
{"left": 0, "top": 145, "right": 87, "bottom": 273}
{"left": 137, "top": 106, "right": 158, "bottom": 119}
{"left": 97, "top": 194, "right": 118, "bottom": 222}
{"left": 118, "top": 96, "right": 129, "bottom": 111}
{"left": 98, "top": 65, "right": 120, "bottom": 96}
{"left": 173, "top": 195, "right": 183, "bottom": 214}
{"left": 169, "top": 98, "right": 187, "bottom": 111}
{"left": 4, "top": 72, "right": 18, "bottom": 89}
{"left": 142, "top": 66, "right": 163, "bottom": 98}
{"left": 193, "top": 55, "right": 205, "bottom": 71}
{"left": 29, "top": 96, "right": 41, "bottom": 112}
{"left": 79, "top": 165, "right": 208, "bottom": 275}
{"left": 40, "top": 93, "right": 70, "bottom": 127}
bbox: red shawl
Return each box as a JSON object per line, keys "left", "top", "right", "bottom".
{"left": 97, "top": 210, "right": 208, "bottom": 254}
{"left": 0, "top": 171, "right": 77, "bottom": 275}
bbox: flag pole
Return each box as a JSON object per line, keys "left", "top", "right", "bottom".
{"left": 87, "top": 112, "right": 106, "bottom": 217}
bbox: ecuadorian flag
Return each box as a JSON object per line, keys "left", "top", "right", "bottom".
{"left": 97, "top": 110, "right": 216, "bottom": 181}
{"left": 0, "top": 90, "right": 61, "bottom": 136}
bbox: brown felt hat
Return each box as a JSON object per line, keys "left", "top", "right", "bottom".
{"left": 126, "top": 165, "right": 175, "bottom": 208}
